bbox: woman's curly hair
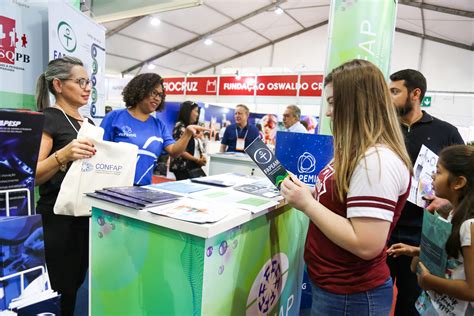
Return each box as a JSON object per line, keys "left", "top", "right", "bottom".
{"left": 122, "top": 73, "right": 166, "bottom": 111}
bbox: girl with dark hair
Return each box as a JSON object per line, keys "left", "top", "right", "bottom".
{"left": 100, "top": 74, "right": 206, "bottom": 185}
{"left": 280, "top": 59, "right": 412, "bottom": 315}
{"left": 170, "top": 101, "right": 206, "bottom": 180}
{"left": 35, "top": 56, "right": 96, "bottom": 315}
{"left": 388, "top": 145, "right": 474, "bottom": 315}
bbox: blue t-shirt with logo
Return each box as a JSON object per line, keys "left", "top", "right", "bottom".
{"left": 100, "top": 109, "right": 175, "bottom": 186}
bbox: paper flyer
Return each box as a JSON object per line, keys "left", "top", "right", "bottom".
{"left": 408, "top": 145, "right": 438, "bottom": 208}
{"left": 244, "top": 137, "right": 290, "bottom": 189}
{"left": 189, "top": 187, "right": 278, "bottom": 214}
{"left": 147, "top": 198, "right": 231, "bottom": 223}
{"left": 419, "top": 211, "right": 452, "bottom": 278}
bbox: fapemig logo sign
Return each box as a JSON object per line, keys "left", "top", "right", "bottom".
{"left": 0, "top": 15, "right": 31, "bottom": 66}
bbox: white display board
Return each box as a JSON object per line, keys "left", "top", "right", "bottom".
{"left": 0, "top": 1, "right": 47, "bottom": 109}
{"left": 48, "top": 1, "right": 106, "bottom": 117}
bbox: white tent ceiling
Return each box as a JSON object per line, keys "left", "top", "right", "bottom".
{"left": 96, "top": 0, "right": 474, "bottom": 76}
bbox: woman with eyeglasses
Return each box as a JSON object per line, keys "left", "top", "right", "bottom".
{"left": 170, "top": 101, "right": 207, "bottom": 180}
{"left": 35, "top": 56, "right": 96, "bottom": 316}
{"left": 100, "top": 73, "right": 206, "bottom": 186}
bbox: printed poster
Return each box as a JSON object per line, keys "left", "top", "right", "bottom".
{"left": 48, "top": 1, "right": 106, "bottom": 118}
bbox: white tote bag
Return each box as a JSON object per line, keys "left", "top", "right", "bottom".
{"left": 54, "top": 121, "right": 138, "bottom": 216}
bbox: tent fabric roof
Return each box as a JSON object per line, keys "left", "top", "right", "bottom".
{"left": 100, "top": 0, "right": 474, "bottom": 76}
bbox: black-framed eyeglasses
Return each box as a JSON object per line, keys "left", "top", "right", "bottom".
{"left": 150, "top": 89, "right": 166, "bottom": 100}
{"left": 63, "top": 78, "right": 92, "bottom": 89}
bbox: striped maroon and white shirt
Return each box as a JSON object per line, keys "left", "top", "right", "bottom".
{"left": 305, "top": 146, "right": 411, "bottom": 294}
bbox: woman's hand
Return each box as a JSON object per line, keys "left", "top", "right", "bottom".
{"left": 197, "top": 156, "right": 207, "bottom": 166}
{"left": 280, "top": 173, "right": 314, "bottom": 213}
{"left": 59, "top": 139, "right": 96, "bottom": 163}
{"left": 387, "top": 243, "right": 420, "bottom": 258}
{"left": 185, "top": 125, "right": 209, "bottom": 136}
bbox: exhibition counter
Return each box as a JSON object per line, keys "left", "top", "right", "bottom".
{"left": 208, "top": 152, "right": 265, "bottom": 177}
{"left": 87, "top": 187, "right": 308, "bottom": 315}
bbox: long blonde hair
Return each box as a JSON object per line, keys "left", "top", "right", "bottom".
{"left": 325, "top": 59, "right": 412, "bottom": 202}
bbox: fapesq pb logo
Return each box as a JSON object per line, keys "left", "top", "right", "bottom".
{"left": 0, "top": 15, "right": 31, "bottom": 65}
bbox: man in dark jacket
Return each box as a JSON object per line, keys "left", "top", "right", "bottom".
{"left": 388, "top": 69, "right": 464, "bottom": 316}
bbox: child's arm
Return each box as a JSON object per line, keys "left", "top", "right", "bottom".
{"left": 387, "top": 243, "right": 420, "bottom": 258}
{"left": 417, "top": 225, "right": 474, "bottom": 302}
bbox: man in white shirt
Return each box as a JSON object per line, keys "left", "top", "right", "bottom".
{"left": 283, "top": 105, "right": 308, "bottom": 133}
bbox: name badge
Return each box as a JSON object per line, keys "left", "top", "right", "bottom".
{"left": 236, "top": 137, "right": 245, "bottom": 151}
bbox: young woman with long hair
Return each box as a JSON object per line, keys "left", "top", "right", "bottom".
{"left": 281, "top": 59, "right": 412, "bottom": 315}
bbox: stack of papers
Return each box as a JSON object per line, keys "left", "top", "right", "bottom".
{"left": 145, "top": 181, "right": 210, "bottom": 196}
{"left": 86, "top": 186, "right": 180, "bottom": 209}
{"left": 190, "top": 173, "right": 256, "bottom": 187}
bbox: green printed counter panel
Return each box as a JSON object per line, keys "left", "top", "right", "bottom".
{"left": 91, "top": 205, "right": 308, "bottom": 316}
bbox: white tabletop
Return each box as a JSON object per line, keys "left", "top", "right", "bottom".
{"left": 85, "top": 195, "right": 286, "bottom": 239}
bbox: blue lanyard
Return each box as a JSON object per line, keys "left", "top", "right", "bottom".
{"left": 235, "top": 127, "right": 249, "bottom": 139}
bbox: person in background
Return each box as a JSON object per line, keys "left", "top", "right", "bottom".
{"left": 256, "top": 123, "right": 265, "bottom": 140}
{"left": 300, "top": 120, "right": 309, "bottom": 131}
{"left": 220, "top": 104, "right": 259, "bottom": 152}
{"left": 387, "top": 144, "right": 474, "bottom": 315}
{"left": 388, "top": 69, "right": 464, "bottom": 316}
{"left": 283, "top": 105, "right": 307, "bottom": 133}
{"left": 261, "top": 114, "right": 278, "bottom": 145}
{"left": 170, "top": 101, "right": 207, "bottom": 180}
{"left": 219, "top": 120, "right": 230, "bottom": 141}
{"left": 100, "top": 73, "right": 206, "bottom": 186}
{"left": 35, "top": 56, "right": 96, "bottom": 316}
{"left": 281, "top": 59, "right": 412, "bottom": 315}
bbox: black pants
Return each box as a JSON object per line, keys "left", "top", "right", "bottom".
{"left": 38, "top": 209, "right": 89, "bottom": 316}
{"left": 387, "top": 233, "right": 422, "bottom": 316}
{"left": 173, "top": 168, "right": 206, "bottom": 181}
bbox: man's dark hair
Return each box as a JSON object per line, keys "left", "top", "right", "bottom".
{"left": 122, "top": 73, "right": 165, "bottom": 111}
{"left": 390, "top": 69, "right": 427, "bottom": 100}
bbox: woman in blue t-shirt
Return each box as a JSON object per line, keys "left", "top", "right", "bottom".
{"left": 101, "top": 73, "right": 206, "bottom": 185}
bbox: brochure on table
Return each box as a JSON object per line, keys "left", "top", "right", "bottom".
{"left": 408, "top": 145, "right": 438, "bottom": 208}
{"left": 188, "top": 186, "right": 278, "bottom": 214}
{"left": 147, "top": 198, "right": 232, "bottom": 223}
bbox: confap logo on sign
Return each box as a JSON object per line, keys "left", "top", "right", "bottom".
{"left": 0, "top": 15, "right": 31, "bottom": 65}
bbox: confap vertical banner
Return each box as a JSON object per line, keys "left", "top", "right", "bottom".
{"left": 48, "top": 1, "right": 106, "bottom": 118}
{"left": 319, "top": 0, "right": 397, "bottom": 135}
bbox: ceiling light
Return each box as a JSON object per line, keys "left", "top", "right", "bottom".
{"left": 147, "top": 63, "right": 156, "bottom": 70}
{"left": 275, "top": 7, "right": 284, "bottom": 15}
{"left": 150, "top": 17, "right": 161, "bottom": 26}
{"left": 204, "top": 38, "right": 213, "bottom": 46}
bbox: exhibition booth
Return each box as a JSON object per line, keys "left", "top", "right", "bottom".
{"left": 1, "top": 0, "right": 472, "bottom": 315}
